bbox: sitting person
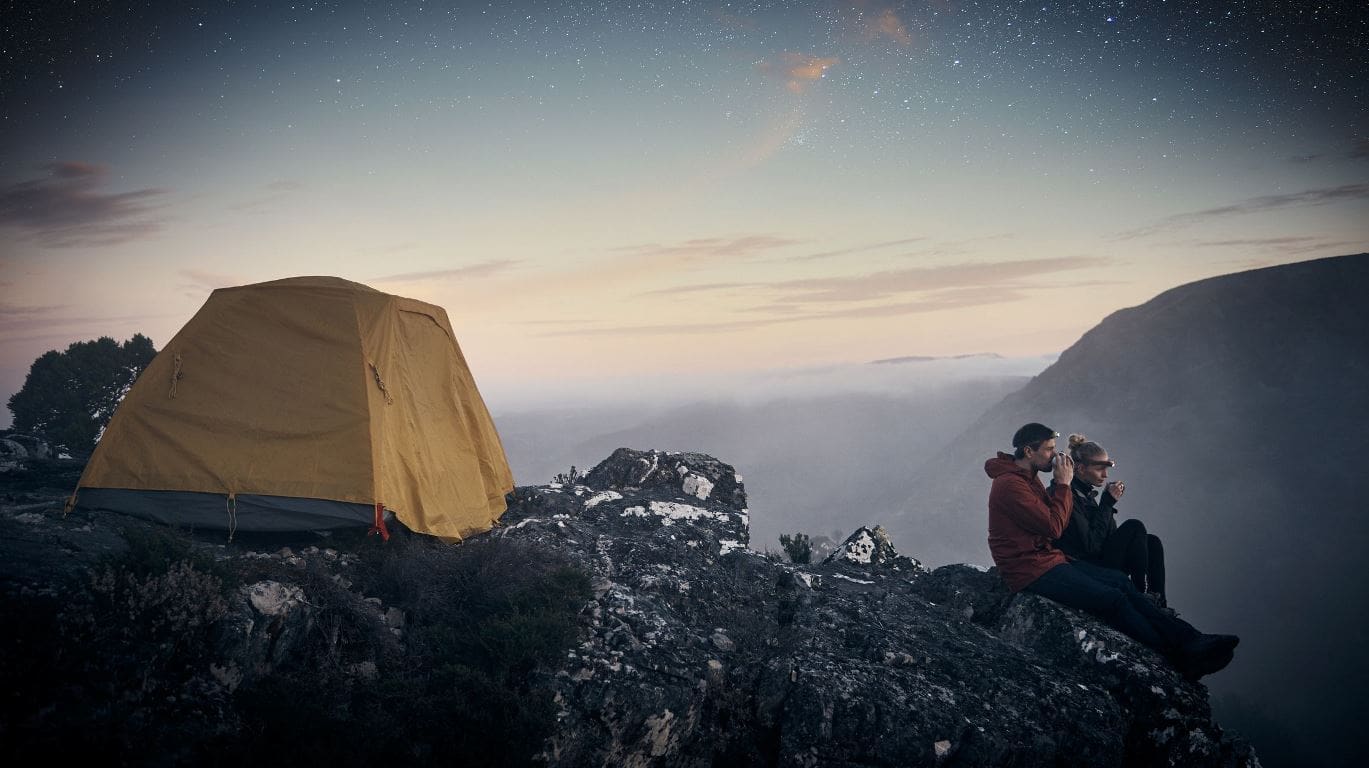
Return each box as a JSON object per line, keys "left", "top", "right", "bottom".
{"left": 1053, "top": 433, "right": 1168, "bottom": 608}
{"left": 985, "top": 422, "right": 1237, "bottom": 680}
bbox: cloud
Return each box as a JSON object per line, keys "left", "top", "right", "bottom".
{"left": 540, "top": 257, "right": 1109, "bottom": 338}
{"left": 757, "top": 53, "right": 839, "bottom": 94}
{"left": 539, "top": 318, "right": 778, "bottom": 337}
{"left": 369, "top": 259, "right": 522, "bottom": 284}
{"left": 613, "top": 235, "right": 802, "bottom": 263}
{"left": 0, "top": 303, "right": 177, "bottom": 346}
{"left": 536, "top": 286, "right": 1031, "bottom": 338}
{"left": 500, "top": 234, "right": 802, "bottom": 303}
{"left": 0, "top": 162, "right": 167, "bottom": 247}
{"left": 834, "top": 1, "right": 919, "bottom": 47}
{"left": 783, "top": 237, "right": 929, "bottom": 263}
{"left": 0, "top": 302, "right": 66, "bottom": 336}
{"left": 1351, "top": 137, "right": 1369, "bottom": 161}
{"left": 869, "top": 8, "right": 913, "bottom": 46}
{"left": 1185, "top": 236, "right": 1366, "bottom": 255}
{"left": 640, "top": 282, "right": 757, "bottom": 297}
{"left": 1117, "top": 184, "right": 1369, "bottom": 239}
{"left": 771, "top": 256, "right": 1109, "bottom": 303}
{"left": 1190, "top": 237, "right": 1324, "bottom": 247}
{"left": 230, "top": 179, "right": 306, "bottom": 212}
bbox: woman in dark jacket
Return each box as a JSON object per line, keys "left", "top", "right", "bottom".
{"left": 1053, "top": 434, "right": 1168, "bottom": 607}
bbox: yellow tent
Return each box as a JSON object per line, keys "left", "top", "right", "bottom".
{"left": 72, "top": 276, "right": 514, "bottom": 541}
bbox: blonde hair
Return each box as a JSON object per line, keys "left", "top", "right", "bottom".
{"left": 1068, "top": 433, "right": 1107, "bottom": 463}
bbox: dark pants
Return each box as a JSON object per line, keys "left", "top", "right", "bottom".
{"left": 1100, "top": 519, "right": 1166, "bottom": 598}
{"left": 1025, "top": 559, "right": 1197, "bottom": 653}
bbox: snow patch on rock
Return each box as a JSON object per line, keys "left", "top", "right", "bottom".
{"left": 621, "top": 501, "right": 729, "bottom": 527}
{"left": 836, "top": 530, "right": 876, "bottom": 563}
{"left": 583, "top": 490, "right": 623, "bottom": 508}
{"left": 681, "top": 473, "right": 714, "bottom": 500}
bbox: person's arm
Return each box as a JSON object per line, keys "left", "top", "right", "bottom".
{"left": 992, "top": 477, "right": 1072, "bottom": 539}
{"left": 1055, "top": 508, "right": 1088, "bottom": 558}
{"left": 1058, "top": 487, "right": 1090, "bottom": 542}
{"left": 1084, "top": 505, "right": 1112, "bottom": 558}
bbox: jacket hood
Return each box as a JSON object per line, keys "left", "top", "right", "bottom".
{"left": 984, "top": 452, "right": 1027, "bottom": 479}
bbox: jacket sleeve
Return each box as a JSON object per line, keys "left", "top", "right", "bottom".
{"left": 1052, "top": 483, "right": 1088, "bottom": 555}
{"left": 992, "top": 476, "right": 1072, "bottom": 539}
{"left": 1083, "top": 505, "right": 1112, "bottom": 558}
{"left": 1055, "top": 509, "right": 1088, "bottom": 557}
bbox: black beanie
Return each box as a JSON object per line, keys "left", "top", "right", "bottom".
{"left": 1011, "top": 422, "right": 1057, "bottom": 448}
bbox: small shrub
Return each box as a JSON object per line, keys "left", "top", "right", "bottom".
{"left": 104, "top": 522, "right": 233, "bottom": 586}
{"left": 218, "top": 536, "right": 592, "bottom": 767}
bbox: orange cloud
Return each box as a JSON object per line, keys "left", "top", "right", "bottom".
{"left": 872, "top": 9, "right": 912, "bottom": 46}
{"left": 758, "top": 53, "right": 839, "bottom": 93}
{"left": 836, "top": 1, "right": 919, "bottom": 48}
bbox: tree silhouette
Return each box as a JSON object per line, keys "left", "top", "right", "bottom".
{"left": 778, "top": 532, "right": 813, "bottom": 564}
{"left": 8, "top": 334, "right": 157, "bottom": 454}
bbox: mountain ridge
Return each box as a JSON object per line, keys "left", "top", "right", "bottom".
{"left": 892, "top": 252, "right": 1369, "bottom": 767}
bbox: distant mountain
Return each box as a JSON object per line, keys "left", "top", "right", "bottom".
{"left": 869, "top": 352, "right": 1004, "bottom": 365}
{"left": 891, "top": 253, "right": 1369, "bottom": 768}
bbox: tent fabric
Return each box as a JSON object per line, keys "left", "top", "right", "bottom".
{"left": 73, "top": 276, "right": 514, "bottom": 540}
{"left": 75, "top": 488, "right": 378, "bottom": 533}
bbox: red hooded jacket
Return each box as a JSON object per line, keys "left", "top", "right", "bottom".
{"left": 985, "top": 452, "right": 1073, "bottom": 592}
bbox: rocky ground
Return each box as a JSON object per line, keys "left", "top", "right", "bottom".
{"left": 0, "top": 446, "right": 1258, "bottom": 767}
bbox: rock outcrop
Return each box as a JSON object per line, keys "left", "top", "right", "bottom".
{"left": 0, "top": 448, "right": 1257, "bottom": 767}
{"left": 0, "top": 433, "right": 53, "bottom": 472}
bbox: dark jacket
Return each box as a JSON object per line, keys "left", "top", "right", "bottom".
{"left": 1052, "top": 477, "right": 1118, "bottom": 561}
{"left": 985, "top": 453, "right": 1072, "bottom": 592}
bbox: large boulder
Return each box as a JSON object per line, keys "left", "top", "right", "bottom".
{"left": 0, "top": 434, "right": 52, "bottom": 473}
{"left": 490, "top": 448, "right": 1257, "bottom": 767}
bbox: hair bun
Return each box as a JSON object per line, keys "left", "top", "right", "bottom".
{"left": 1068, "top": 433, "right": 1088, "bottom": 449}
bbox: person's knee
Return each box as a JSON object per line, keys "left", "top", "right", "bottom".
{"left": 1095, "top": 587, "right": 1130, "bottom": 618}
{"left": 1090, "top": 564, "right": 1135, "bottom": 591}
{"left": 1147, "top": 533, "right": 1163, "bottom": 553}
{"left": 1119, "top": 518, "right": 1147, "bottom": 536}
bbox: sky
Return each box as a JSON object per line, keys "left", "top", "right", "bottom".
{"left": 2, "top": 0, "right": 1366, "bottom": 425}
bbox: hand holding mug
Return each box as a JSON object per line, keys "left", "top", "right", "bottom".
{"left": 1053, "top": 452, "right": 1074, "bottom": 484}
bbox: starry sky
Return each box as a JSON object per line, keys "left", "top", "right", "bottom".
{"left": 2, "top": 1, "right": 1366, "bottom": 422}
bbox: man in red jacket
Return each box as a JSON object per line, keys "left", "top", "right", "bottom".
{"left": 986, "top": 422, "right": 1238, "bottom": 680}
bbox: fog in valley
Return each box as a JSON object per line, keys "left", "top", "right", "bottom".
{"left": 491, "top": 354, "right": 1048, "bottom": 557}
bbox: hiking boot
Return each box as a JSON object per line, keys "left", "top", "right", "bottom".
{"left": 1174, "top": 634, "right": 1240, "bottom": 680}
